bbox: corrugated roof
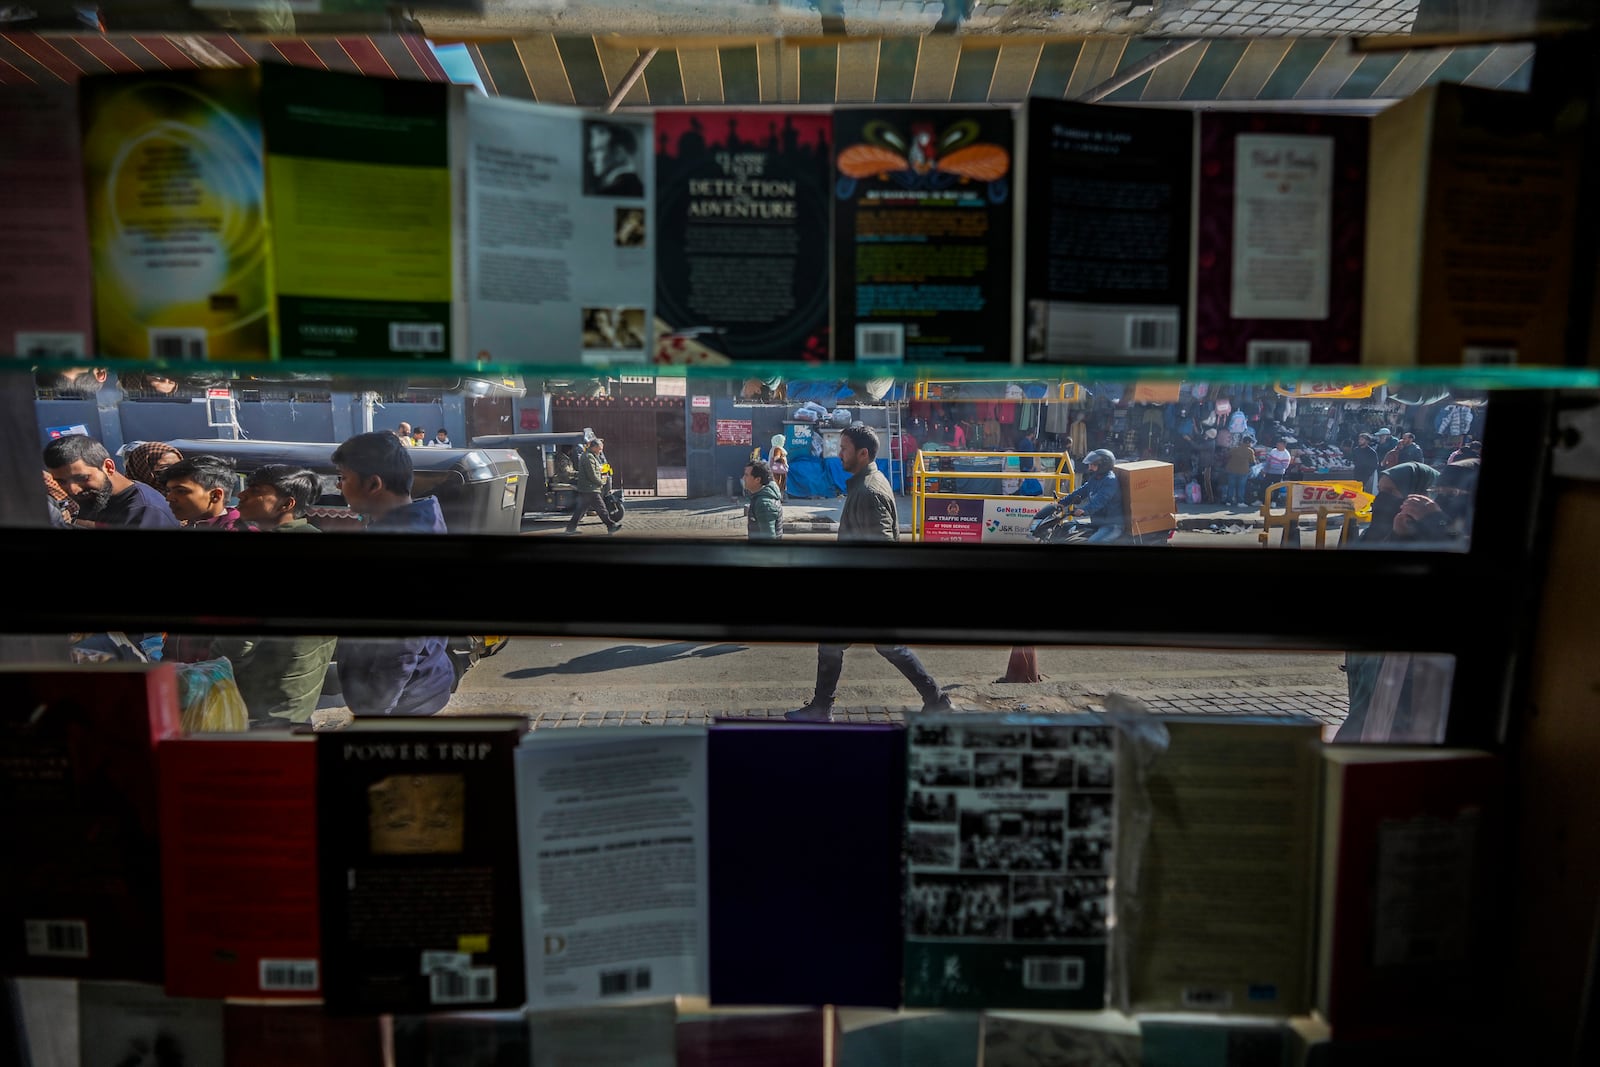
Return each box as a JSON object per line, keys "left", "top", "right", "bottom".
{"left": 0, "top": 31, "right": 450, "bottom": 83}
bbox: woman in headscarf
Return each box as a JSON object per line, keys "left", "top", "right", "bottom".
{"left": 123, "top": 441, "right": 183, "bottom": 489}
{"left": 1360, "top": 460, "right": 1438, "bottom": 545}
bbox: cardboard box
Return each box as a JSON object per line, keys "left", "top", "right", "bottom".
{"left": 1115, "top": 460, "right": 1177, "bottom": 535}
{"left": 1362, "top": 82, "right": 1585, "bottom": 365}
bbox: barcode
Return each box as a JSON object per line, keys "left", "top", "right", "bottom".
{"left": 598, "top": 966, "right": 652, "bottom": 996}
{"left": 429, "top": 966, "right": 497, "bottom": 1005}
{"left": 1462, "top": 346, "right": 1517, "bottom": 366}
{"left": 389, "top": 322, "right": 445, "bottom": 353}
{"left": 24, "top": 919, "right": 88, "bottom": 959}
{"left": 149, "top": 328, "right": 207, "bottom": 360}
{"left": 1125, "top": 315, "right": 1177, "bottom": 356}
{"left": 856, "top": 324, "right": 905, "bottom": 362}
{"left": 1022, "top": 956, "right": 1083, "bottom": 990}
{"left": 260, "top": 958, "right": 319, "bottom": 991}
{"left": 1247, "top": 340, "right": 1311, "bottom": 367}
{"left": 1182, "top": 986, "right": 1234, "bottom": 1009}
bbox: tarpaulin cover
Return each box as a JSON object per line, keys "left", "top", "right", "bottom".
{"left": 787, "top": 457, "right": 903, "bottom": 498}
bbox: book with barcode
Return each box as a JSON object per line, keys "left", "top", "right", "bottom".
{"left": 223, "top": 1003, "right": 388, "bottom": 1067}
{"left": 654, "top": 108, "right": 831, "bottom": 364}
{"left": 460, "top": 93, "right": 654, "bottom": 365}
{"left": 832, "top": 106, "right": 1015, "bottom": 363}
{"left": 1362, "top": 83, "right": 1584, "bottom": 365}
{"left": 158, "top": 733, "right": 321, "bottom": 1000}
{"left": 516, "top": 726, "right": 710, "bottom": 1010}
{"left": 78, "top": 67, "right": 272, "bottom": 360}
{"left": 1114, "top": 717, "right": 1323, "bottom": 1016}
{"left": 315, "top": 716, "right": 530, "bottom": 1015}
{"left": 707, "top": 720, "right": 905, "bottom": 1008}
{"left": 77, "top": 981, "right": 224, "bottom": 1066}
{"left": 1193, "top": 111, "right": 1369, "bottom": 366}
{"left": 0, "top": 663, "right": 181, "bottom": 982}
{"left": 1316, "top": 746, "right": 1504, "bottom": 1039}
{"left": 1021, "top": 97, "right": 1194, "bottom": 365}
{"left": 262, "top": 64, "right": 460, "bottom": 361}
{"left": 0, "top": 83, "right": 94, "bottom": 360}
{"left": 902, "top": 713, "right": 1116, "bottom": 1010}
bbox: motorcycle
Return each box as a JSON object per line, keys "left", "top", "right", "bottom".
{"left": 1026, "top": 501, "right": 1174, "bottom": 546}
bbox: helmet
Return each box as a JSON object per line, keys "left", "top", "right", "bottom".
{"left": 1083, "top": 449, "right": 1116, "bottom": 475}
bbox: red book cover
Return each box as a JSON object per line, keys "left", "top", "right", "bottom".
{"left": 1315, "top": 747, "right": 1504, "bottom": 1038}
{"left": 675, "top": 1008, "right": 829, "bottom": 1067}
{"left": 160, "top": 734, "right": 320, "bottom": 999}
{"left": 1194, "top": 112, "right": 1369, "bottom": 366}
{"left": 223, "top": 1003, "right": 388, "bottom": 1067}
{"left": 0, "top": 663, "right": 181, "bottom": 982}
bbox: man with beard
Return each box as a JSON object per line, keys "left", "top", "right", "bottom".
{"left": 42, "top": 434, "right": 179, "bottom": 529}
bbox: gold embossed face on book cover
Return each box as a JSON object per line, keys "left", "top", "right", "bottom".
{"left": 367, "top": 774, "right": 465, "bottom": 854}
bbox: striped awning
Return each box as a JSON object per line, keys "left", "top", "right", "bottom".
{"left": 0, "top": 31, "right": 450, "bottom": 84}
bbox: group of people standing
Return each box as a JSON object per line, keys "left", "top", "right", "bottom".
{"left": 395, "top": 421, "right": 451, "bottom": 447}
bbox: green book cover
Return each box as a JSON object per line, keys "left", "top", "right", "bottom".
{"left": 262, "top": 64, "right": 456, "bottom": 360}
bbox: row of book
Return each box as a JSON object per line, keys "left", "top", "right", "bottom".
{"left": 0, "top": 663, "right": 1504, "bottom": 1042}
{"left": 0, "top": 67, "right": 1587, "bottom": 367}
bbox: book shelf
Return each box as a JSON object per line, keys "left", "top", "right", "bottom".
{"left": 4, "top": 10, "right": 1600, "bottom": 1064}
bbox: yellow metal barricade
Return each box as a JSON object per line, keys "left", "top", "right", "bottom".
{"left": 1257, "top": 480, "right": 1371, "bottom": 549}
{"left": 911, "top": 450, "right": 1076, "bottom": 542}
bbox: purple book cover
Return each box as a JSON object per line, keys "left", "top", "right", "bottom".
{"left": 1194, "top": 112, "right": 1369, "bottom": 366}
{"left": 676, "top": 1009, "right": 828, "bottom": 1067}
{"left": 706, "top": 721, "right": 905, "bottom": 1008}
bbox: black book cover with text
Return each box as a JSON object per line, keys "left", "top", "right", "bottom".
{"left": 315, "top": 717, "right": 528, "bottom": 1015}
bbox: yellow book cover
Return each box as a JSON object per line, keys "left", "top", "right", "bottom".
{"left": 79, "top": 68, "right": 273, "bottom": 360}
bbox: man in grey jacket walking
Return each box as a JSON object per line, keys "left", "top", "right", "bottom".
{"left": 787, "top": 424, "right": 952, "bottom": 721}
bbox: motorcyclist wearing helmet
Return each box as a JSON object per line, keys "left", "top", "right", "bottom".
{"left": 1061, "top": 448, "right": 1123, "bottom": 544}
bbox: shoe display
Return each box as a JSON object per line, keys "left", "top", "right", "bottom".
{"left": 784, "top": 702, "right": 834, "bottom": 722}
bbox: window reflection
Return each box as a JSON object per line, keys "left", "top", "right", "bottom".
{"left": 29, "top": 367, "right": 1486, "bottom": 550}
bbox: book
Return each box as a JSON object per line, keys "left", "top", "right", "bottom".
{"left": 1115, "top": 717, "right": 1323, "bottom": 1016}
{"left": 1021, "top": 97, "right": 1194, "bottom": 365}
{"left": 76, "top": 980, "right": 224, "bottom": 1066}
{"left": 1194, "top": 112, "right": 1369, "bottom": 367}
{"left": 8, "top": 977, "right": 78, "bottom": 1066}
{"left": 836, "top": 1008, "right": 981, "bottom": 1067}
{"left": 979, "top": 1009, "right": 1141, "bottom": 1066}
{"left": 392, "top": 1008, "right": 529, "bottom": 1066}
{"left": 459, "top": 94, "right": 654, "bottom": 365}
{"left": 832, "top": 106, "right": 1015, "bottom": 363}
{"left": 706, "top": 720, "right": 904, "bottom": 1008}
{"left": 0, "top": 84, "right": 94, "bottom": 360}
{"left": 78, "top": 68, "right": 272, "bottom": 360}
{"left": 0, "top": 663, "right": 181, "bottom": 982}
{"left": 526, "top": 999, "right": 678, "bottom": 1067}
{"left": 262, "top": 64, "right": 460, "bottom": 361}
{"left": 1140, "top": 1016, "right": 1294, "bottom": 1066}
{"left": 654, "top": 109, "right": 833, "bottom": 364}
{"left": 222, "top": 1002, "right": 389, "bottom": 1067}
{"left": 902, "top": 714, "right": 1116, "bottom": 1010}
{"left": 1314, "top": 746, "right": 1504, "bottom": 1038}
{"left": 1361, "top": 82, "right": 1585, "bottom": 365}
{"left": 315, "top": 715, "right": 529, "bottom": 1015}
{"left": 675, "top": 1005, "right": 831, "bottom": 1067}
{"left": 158, "top": 733, "right": 321, "bottom": 1000}
{"left": 515, "top": 725, "right": 709, "bottom": 1009}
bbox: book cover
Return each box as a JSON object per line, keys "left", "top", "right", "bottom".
{"left": 526, "top": 1000, "right": 678, "bottom": 1067}
{"left": 706, "top": 720, "right": 904, "bottom": 1008}
{"left": 516, "top": 726, "right": 709, "bottom": 1010}
{"left": 262, "top": 64, "right": 458, "bottom": 361}
{"left": 1021, "top": 97, "right": 1193, "bottom": 366}
{"left": 158, "top": 733, "right": 321, "bottom": 1000}
{"left": 461, "top": 94, "right": 654, "bottom": 365}
{"left": 0, "top": 663, "right": 181, "bottom": 982}
{"left": 1194, "top": 112, "right": 1369, "bottom": 367}
{"left": 1315, "top": 746, "right": 1504, "bottom": 1038}
{"left": 654, "top": 109, "right": 832, "bottom": 364}
{"left": 315, "top": 716, "right": 529, "bottom": 1015}
{"left": 1116, "top": 717, "right": 1323, "bottom": 1016}
{"left": 77, "top": 980, "right": 224, "bottom": 1066}
{"left": 833, "top": 106, "right": 1014, "bottom": 363}
{"left": 979, "top": 1009, "right": 1141, "bottom": 1066}
{"left": 223, "top": 1003, "right": 388, "bottom": 1067}
{"left": 78, "top": 68, "right": 272, "bottom": 360}
{"left": 392, "top": 1008, "right": 529, "bottom": 1066}
{"left": 9, "top": 977, "right": 79, "bottom": 1066}
{"left": 1362, "top": 82, "right": 1584, "bottom": 365}
{"left": 0, "top": 84, "right": 94, "bottom": 360}
{"left": 1140, "top": 1016, "right": 1293, "bottom": 1067}
{"left": 836, "top": 1008, "right": 981, "bottom": 1067}
{"left": 675, "top": 1006, "right": 829, "bottom": 1067}
{"left": 902, "top": 714, "right": 1116, "bottom": 1010}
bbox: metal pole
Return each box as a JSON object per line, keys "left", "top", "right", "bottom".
{"left": 1077, "top": 39, "right": 1202, "bottom": 103}
{"left": 606, "top": 48, "right": 659, "bottom": 113}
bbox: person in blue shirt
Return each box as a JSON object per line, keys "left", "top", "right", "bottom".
{"left": 1062, "top": 448, "right": 1123, "bottom": 544}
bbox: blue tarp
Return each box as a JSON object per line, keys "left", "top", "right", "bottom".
{"left": 786, "top": 380, "right": 855, "bottom": 406}
{"left": 786, "top": 457, "right": 903, "bottom": 498}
